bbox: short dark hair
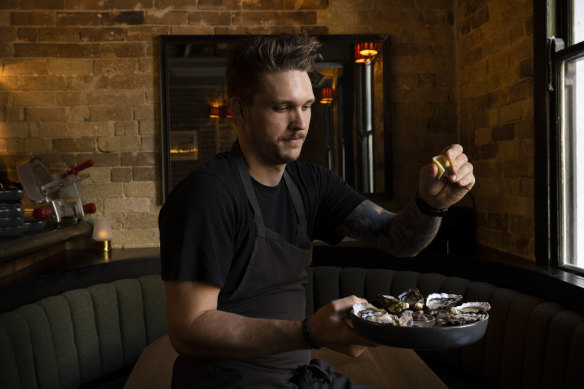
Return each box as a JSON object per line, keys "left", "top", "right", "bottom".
{"left": 226, "top": 34, "right": 321, "bottom": 103}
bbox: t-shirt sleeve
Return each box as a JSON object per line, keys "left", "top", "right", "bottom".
{"left": 159, "top": 172, "right": 236, "bottom": 287}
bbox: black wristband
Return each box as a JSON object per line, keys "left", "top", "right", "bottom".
{"left": 415, "top": 192, "right": 449, "bottom": 217}
{"left": 302, "top": 315, "right": 322, "bottom": 349}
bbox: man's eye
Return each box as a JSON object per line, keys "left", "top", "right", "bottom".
{"left": 273, "top": 106, "right": 288, "bottom": 112}
{"left": 303, "top": 105, "right": 312, "bottom": 110}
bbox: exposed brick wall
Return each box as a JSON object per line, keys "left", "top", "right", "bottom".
{"left": 2, "top": 0, "right": 533, "bottom": 258}
{"left": 456, "top": 0, "right": 534, "bottom": 259}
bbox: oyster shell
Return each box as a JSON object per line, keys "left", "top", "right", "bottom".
{"left": 447, "top": 312, "right": 488, "bottom": 326}
{"left": 450, "top": 302, "right": 491, "bottom": 315}
{"left": 398, "top": 288, "right": 425, "bottom": 311}
{"left": 378, "top": 293, "right": 409, "bottom": 314}
{"left": 398, "top": 310, "right": 414, "bottom": 327}
{"left": 352, "top": 303, "right": 398, "bottom": 325}
{"left": 425, "top": 293, "right": 463, "bottom": 314}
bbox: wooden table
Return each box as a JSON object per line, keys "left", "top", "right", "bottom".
{"left": 125, "top": 336, "right": 447, "bottom": 389}
{"left": 312, "top": 347, "right": 447, "bottom": 389}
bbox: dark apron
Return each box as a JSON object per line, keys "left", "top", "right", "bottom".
{"left": 172, "top": 152, "right": 372, "bottom": 389}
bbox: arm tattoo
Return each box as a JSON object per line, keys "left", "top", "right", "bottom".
{"left": 336, "top": 199, "right": 442, "bottom": 257}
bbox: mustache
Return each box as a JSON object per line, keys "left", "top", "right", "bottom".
{"left": 281, "top": 134, "right": 305, "bottom": 141}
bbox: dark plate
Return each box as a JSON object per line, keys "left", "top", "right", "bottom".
{"left": 348, "top": 312, "right": 489, "bottom": 350}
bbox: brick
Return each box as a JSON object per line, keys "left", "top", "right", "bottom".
{"left": 277, "top": 10, "right": 317, "bottom": 24}
{"left": 97, "top": 136, "right": 141, "bottom": 152}
{"left": 114, "top": 121, "right": 139, "bottom": 135}
{"left": 11, "top": 12, "right": 55, "bottom": 26}
{"left": 113, "top": 228, "right": 159, "bottom": 248}
{"left": 243, "top": 0, "right": 284, "bottom": 10}
{"left": 11, "top": 91, "right": 56, "bottom": 106}
{"left": 34, "top": 121, "right": 68, "bottom": 137}
{"left": 138, "top": 120, "right": 156, "bottom": 135}
{"left": 121, "top": 151, "right": 155, "bottom": 166}
{"left": 104, "top": 197, "right": 150, "bottom": 213}
{"left": 101, "top": 42, "right": 146, "bottom": 58}
{"left": 124, "top": 180, "right": 157, "bottom": 197}
{"left": 72, "top": 121, "right": 115, "bottom": 137}
{"left": 48, "top": 58, "right": 92, "bottom": 75}
{"left": 198, "top": 0, "right": 241, "bottom": 10}
{"left": 100, "top": 11, "right": 145, "bottom": 26}
{"left": 13, "top": 43, "right": 101, "bottom": 58}
{"left": 53, "top": 137, "right": 95, "bottom": 152}
{"left": 68, "top": 105, "right": 89, "bottom": 121}
{"left": 492, "top": 123, "right": 514, "bottom": 141}
{"left": 171, "top": 25, "right": 214, "bottom": 35}
{"left": 133, "top": 104, "right": 154, "bottom": 120}
{"left": 16, "top": 27, "right": 37, "bottom": 42}
{"left": 132, "top": 166, "right": 157, "bottom": 181}
{"left": 0, "top": 0, "right": 19, "bottom": 9}
{"left": 79, "top": 27, "right": 125, "bottom": 42}
{"left": 110, "top": 0, "right": 154, "bottom": 8}
{"left": 126, "top": 26, "right": 169, "bottom": 41}
{"left": 56, "top": 12, "right": 101, "bottom": 26}
{"left": 66, "top": 0, "right": 109, "bottom": 10}
{"left": 155, "top": 0, "right": 198, "bottom": 8}
{"left": 300, "top": 25, "right": 328, "bottom": 34}
{"left": 2, "top": 59, "right": 48, "bottom": 74}
{"left": 83, "top": 182, "right": 124, "bottom": 199}
{"left": 146, "top": 10, "right": 188, "bottom": 25}
{"left": 93, "top": 58, "right": 136, "bottom": 74}
{"left": 285, "top": 0, "right": 328, "bottom": 10}
{"left": 0, "top": 27, "right": 15, "bottom": 42}
{"left": 86, "top": 90, "right": 144, "bottom": 106}
{"left": 76, "top": 152, "right": 121, "bottom": 167}
{"left": 25, "top": 106, "right": 68, "bottom": 121}
{"left": 21, "top": 0, "right": 65, "bottom": 9}
{"left": 188, "top": 11, "right": 232, "bottom": 25}
{"left": 499, "top": 101, "right": 523, "bottom": 123}
{"left": 56, "top": 91, "right": 85, "bottom": 105}
{"left": 89, "top": 105, "right": 132, "bottom": 121}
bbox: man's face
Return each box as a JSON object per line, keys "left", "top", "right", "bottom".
{"left": 239, "top": 70, "right": 315, "bottom": 166}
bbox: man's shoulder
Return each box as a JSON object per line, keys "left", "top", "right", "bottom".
{"left": 163, "top": 152, "right": 241, "bottom": 206}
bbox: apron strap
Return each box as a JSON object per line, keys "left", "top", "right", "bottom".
{"left": 283, "top": 170, "right": 307, "bottom": 232}
{"left": 235, "top": 150, "right": 266, "bottom": 238}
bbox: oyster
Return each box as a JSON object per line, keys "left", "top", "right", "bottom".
{"left": 446, "top": 312, "right": 488, "bottom": 326}
{"left": 398, "top": 288, "right": 425, "bottom": 311}
{"left": 353, "top": 303, "right": 398, "bottom": 325}
{"left": 450, "top": 302, "right": 491, "bottom": 315}
{"left": 378, "top": 293, "right": 409, "bottom": 314}
{"left": 425, "top": 293, "right": 463, "bottom": 314}
{"left": 398, "top": 310, "right": 414, "bottom": 327}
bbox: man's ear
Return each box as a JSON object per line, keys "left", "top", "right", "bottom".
{"left": 229, "top": 97, "right": 245, "bottom": 122}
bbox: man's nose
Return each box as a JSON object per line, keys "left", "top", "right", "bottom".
{"left": 290, "top": 107, "right": 309, "bottom": 130}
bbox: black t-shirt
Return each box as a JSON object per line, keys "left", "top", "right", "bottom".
{"left": 159, "top": 151, "right": 365, "bottom": 296}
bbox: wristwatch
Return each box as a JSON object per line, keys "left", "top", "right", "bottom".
{"left": 415, "top": 192, "right": 449, "bottom": 217}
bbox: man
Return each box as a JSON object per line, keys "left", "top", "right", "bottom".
{"left": 159, "top": 34, "right": 475, "bottom": 388}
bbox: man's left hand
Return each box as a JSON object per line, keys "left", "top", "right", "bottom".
{"left": 418, "top": 144, "right": 475, "bottom": 210}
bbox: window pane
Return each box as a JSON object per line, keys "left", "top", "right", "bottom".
{"left": 561, "top": 54, "right": 584, "bottom": 268}
{"left": 574, "top": 0, "right": 584, "bottom": 44}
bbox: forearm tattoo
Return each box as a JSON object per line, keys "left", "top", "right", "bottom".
{"left": 336, "top": 199, "right": 441, "bottom": 257}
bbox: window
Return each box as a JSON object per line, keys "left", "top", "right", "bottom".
{"left": 548, "top": 1, "right": 584, "bottom": 271}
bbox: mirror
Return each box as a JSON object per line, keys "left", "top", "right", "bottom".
{"left": 160, "top": 34, "right": 391, "bottom": 201}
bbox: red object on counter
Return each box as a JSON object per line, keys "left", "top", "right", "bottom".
{"left": 83, "top": 203, "right": 96, "bottom": 214}
{"left": 61, "top": 159, "right": 94, "bottom": 178}
{"left": 33, "top": 207, "right": 52, "bottom": 220}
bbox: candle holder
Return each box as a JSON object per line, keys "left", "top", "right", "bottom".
{"left": 93, "top": 217, "right": 113, "bottom": 252}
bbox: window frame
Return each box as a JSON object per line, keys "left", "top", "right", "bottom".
{"left": 538, "top": 0, "right": 584, "bottom": 274}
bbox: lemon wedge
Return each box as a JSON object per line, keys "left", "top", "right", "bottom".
{"left": 432, "top": 155, "right": 450, "bottom": 179}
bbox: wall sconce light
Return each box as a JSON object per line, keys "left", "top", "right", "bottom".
{"left": 224, "top": 106, "right": 232, "bottom": 118}
{"left": 354, "top": 42, "right": 379, "bottom": 64}
{"left": 93, "top": 217, "right": 113, "bottom": 252}
{"left": 209, "top": 106, "right": 221, "bottom": 119}
{"left": 320, "top": 87, "right": 335, "bottom": 104}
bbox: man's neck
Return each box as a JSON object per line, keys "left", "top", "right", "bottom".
{"left": 242, "top": 152, "right": 286, "bottom": 187}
